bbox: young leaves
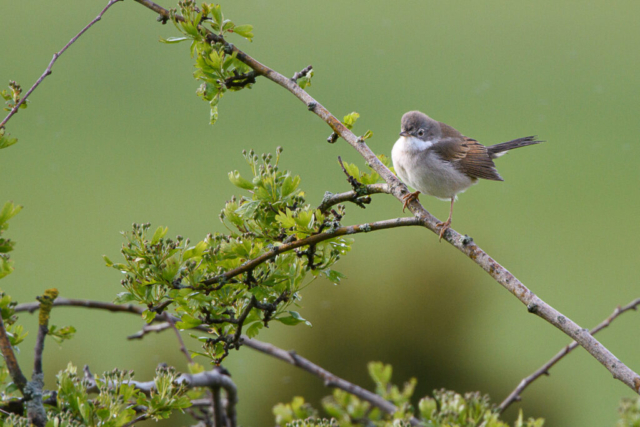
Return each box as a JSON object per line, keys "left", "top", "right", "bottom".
{"left": 107, "top": 149, "right": 351, "bottom": 363}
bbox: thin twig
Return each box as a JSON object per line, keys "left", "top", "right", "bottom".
{"left": 166, "top": 316, "right": 194, "bottom": 364}
{"left": 498, "top": 297, "right": 640, "bottom": 413}
{"left": 132, "top": 0, "right": 640, "bottom": 396}
{"left": 0, "top": 0, "right": 123, "bottom": 130}
{"left": 0, "top": 315, "right": 27, "bottom": 393}
{"left": 292, "top": 65, "right": 313, "bottom": 82}
{"left": 127, "top": 322, "right": 172, "bottom": 340}
{"left": 317, "top": 184, "right": 388, "bottom": 213}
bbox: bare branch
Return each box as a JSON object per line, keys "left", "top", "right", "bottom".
{"left": 166, "top": 315, "right": 194, "bottom": 364}
{"left": 317, "top": 183, "right": 388, "bottom": 214}
{"left": 131, "top": 0, "right": 640, "bottom": 396}
{"left": 0, "top": 0, "right": 123, "bottom": 130}
{"left": 242, "top": 337, "right": 421, "bottom": 426}
{"left": 127, "top": 322, "right": 172, "bottom": 340}
{"left": 0, "top": 315, "right": 27, "bottom": 393}
{"left": 498, "top": 297, "right": 640, "bottom": 413}
{"left": 292, "top": 65, "right": 313, "bottom": 82}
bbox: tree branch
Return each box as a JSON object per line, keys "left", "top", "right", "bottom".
{"left": 201, "top": 216, "right": 421, "bottom": 287}
{"left": 0, "top": 0, "right": 123, "bottom": 130}
{"left": 0, "top": 314, "right": 27, "bottom": 393}
{"left": 27, "top": 288, "right": 59, "bottom": 427}
{"left": 317, "top": 184, "right": 389, "bottom": 214}
{"left": 498, "top": 297, "right": 640, "bottom": 413}
{"left": 241, "top": 336, "right": 421, "bottom": 426}
{"left": 166, "top": 315, "right": 194, "bottom": 364}
{"left": 131, "top": 0, "right": 640, "bottom": 396}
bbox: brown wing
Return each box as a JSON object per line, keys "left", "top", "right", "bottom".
{"left": 430, "top": 132, "right": 504, "bottom": 182}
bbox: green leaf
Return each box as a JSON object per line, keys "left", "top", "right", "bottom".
{"left": 114, "top": 292, "right": 136, "bottom": 304}
{"left": 211, "top": 5, "right": 223, "bottom": 26}
{"left": 151, "top": 226, "right": 168, "bottom": 245}
{"left": 103, "top": 255, "right": 113, "bottom": 267}
{"left": 235, "top": 200, "right": 260, "bottom": 219}
{"left": 183, "top": 240, "right": 207, "bottom": 260}
{"left": 142, "top": 310, "right": 157, "bottom": 323}
{"left": 209, "top": 95, "right": 220, "bottom": 125}
{"left": 343, "top": 112, "right": 360, "bottom": 130}
{"left": 0, "top": 202, "right": 22, "bottom": 227}
{"left": 176, "top": 314, "right": 202, "bottom": 329}
{"left": 233, "top": 24, "right": 254, "bottom": 41}
{"left": 245, "top": 322, "right": 263, "bottom": 338}
{"left": 228, "top": 171, "right": 254, "bottom": 190}
{"left": 276, "top": 311, "right": 311, "bottom": 327}
{"left": 0, "top": 130, "right": 18, "bottom": 150}
{"left": 281, "top": 174, "right": 300, "bottom": 198}
{"left": 362, "top": 130, "right": 373, "bottom": 140}
{"left": 159, "top": 36, "right": 190, "bottom": 44}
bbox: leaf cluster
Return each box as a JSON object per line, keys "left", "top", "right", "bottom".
{"left": 0, "top": 202, "right": 22, "bottom": 279}
{"left": 274, "top": 362, "right": 545, "bottom": 427}
{"left": 618, "top": 396, "right": 640, "bottom": 427}
{"left": 106, "top": 149, "right": 352, "bottom": 363}
{"left": 161, "top": 1, "right": 255, "bottom": 124}
{"left": 0, "top": 364, "right": 192, "bottom": 426}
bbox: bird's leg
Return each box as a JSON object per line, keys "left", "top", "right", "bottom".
{"left": 401, "top": 191, "right": 420, "bottom": 212}
{"left": 436, "top": 197, "right": 455, "bottom": 242}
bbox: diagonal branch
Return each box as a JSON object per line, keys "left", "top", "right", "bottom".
{"left": 201, "top": 216, "right": 421, "bottom": 287}
{"left": 131, "top": 0, "right": 640, "bottom": 396}
{"left": 498, "top": 297, "right": 640, "bottom": 413}
{"left": 0, "top": 0, "right": 123, "bottom": 130}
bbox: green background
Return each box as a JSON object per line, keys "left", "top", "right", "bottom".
{"left": 1, "top": 0, "right": 639, "bottom": 425}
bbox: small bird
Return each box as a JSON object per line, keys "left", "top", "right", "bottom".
{"left": 391, "top": 110, "right": 541, "bottom": 241}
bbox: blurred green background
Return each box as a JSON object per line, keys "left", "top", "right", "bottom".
{"left": 1, "top": 0, "right": 639, "bottom": 425}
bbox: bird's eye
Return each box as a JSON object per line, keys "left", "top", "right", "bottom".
{"left": 417, "top": 129, "right": 425, "bottom": 137}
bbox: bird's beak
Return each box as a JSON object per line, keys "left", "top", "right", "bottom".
{"left": 399, "top": 131, "right": 410, "bottom": 137}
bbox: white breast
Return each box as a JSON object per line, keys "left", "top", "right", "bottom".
{"left": 391, "top": 136, "right": 476, "bottom": 200}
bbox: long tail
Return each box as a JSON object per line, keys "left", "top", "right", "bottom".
{"left": 487, "top": 136, "right": 543, "bottom": 159}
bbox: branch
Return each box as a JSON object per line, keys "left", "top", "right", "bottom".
{"left": 201, "top": 216, "right": 421, "bottom": 287}
{"left": 498, "top": 297, "right": 640, "bottom": 413}
{"left": 27, "top": 288, "right": 59, "bottom": 427}
{"left": 317, "top": 183, "right": 389, "bottom": 213}
{"left": 0, "top": 0, "right": 123, "bottom": 130}
{"left": 83, "top": 366, "right": 237, "bottom": 427}
{"left": 14, "top": 299, "right": 417, "bottom": 425}
{"left": 0, "top": 314, "right": 27, "bottom": 393}
{"left": 242, "top": 337, "right": 421, "bottom": 426}
{"left": 131, "top": 0, "right": 640, "bottom": 396}
{"left": 166, "top": 315, "right": 194, "bottom": 364}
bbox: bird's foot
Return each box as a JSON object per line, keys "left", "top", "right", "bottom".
{"left": 436, "top": 218, "right": 451, "bottom": 242}
{"left": 401, "top": 191, "right": 420, "bottom": 212}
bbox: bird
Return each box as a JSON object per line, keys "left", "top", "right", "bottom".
{"left": 391, "top": 110, "right": 542, "bottom": 241}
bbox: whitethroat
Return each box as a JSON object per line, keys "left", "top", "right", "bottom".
{"left": 391, "top": 110, "right": 542, "bottom": 241}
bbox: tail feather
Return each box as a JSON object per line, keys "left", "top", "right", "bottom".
{"left": 487, "top": 136, "right": 543, "bottom": 159}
